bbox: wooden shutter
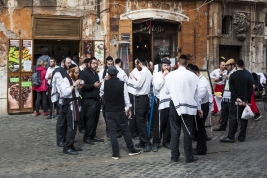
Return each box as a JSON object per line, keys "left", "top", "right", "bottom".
{"left": 33, "top": 16, "right": 81, "bottom": 39}
{"left": 118, "top": 20, "right": 132, "bottom": 70}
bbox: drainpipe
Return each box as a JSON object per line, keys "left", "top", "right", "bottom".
{"left": 96, "top": 0, "right": 100, "bottom": 24}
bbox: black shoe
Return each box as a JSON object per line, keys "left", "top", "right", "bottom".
{"left": 117, "top": 134, "right": 122, "bottom": 138}
{"left": 46, "top": 115, "right": 52, "bottom": 119}
{"left": 253, "top": 114, "right": 261, "bottom": 121}
{"left": 71, "top": 146, "right": 83, "bottom": 151}
{"left": 152, "top": 143, "right": 159, "bottom": 152}
{"left": 206, "top": 136, "right": 212, "bottom": 141}
{"left": 83, "top": 139, "right": 95, "bottom": 145}
{"left": 112, "top": 154, "right": 120, "bottom": 160}
{"left": 186, "top": 157, "right": 198, "bottom": 163}
{"left": 63, "top": 148, "right": 78, "bottom": 155}
{"left": 129, "top": 148, "right": 141, "bottom": 156}
{"left": 171, "top": 157, "right": 178, "bottom": 162}
{"left": 163, "top": 143, "right": 171, "bottom": 150}
{"left": 93, "top": 136, "right": 104, "bottom": 142}
{"left": 57, "top": 141, "right": 65, "bottom": 147}
{"left": 143, "top": 143, "right": 152, "bottom": 152}
{"left": 220, "top": 137, "right": 235, "bottom": 143}
{"left": 79, "top": 129, "right": 85, "bottom": 134}
{"left": 238, "top": 138, "right": 245, "bottom": 142}
{"left": 135, "top": 142, "right": 145, "bottom": 148}
{"left": 213, "top": 127, "right": 226, "bottom": 131}
{"left": 193, "top": 148, "right": 206, "bottom": 155}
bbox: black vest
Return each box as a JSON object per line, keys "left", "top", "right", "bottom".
{"left": 104, "top": 77, "right": 125, "bottom": 112}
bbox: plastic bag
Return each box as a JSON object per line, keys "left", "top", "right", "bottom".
{"left": 241, "top": 104, "right": 254, "bottom": 120}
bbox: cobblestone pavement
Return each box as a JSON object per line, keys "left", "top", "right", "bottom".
{"left": 1, "top": 101, "right": 267, "bottom": 178}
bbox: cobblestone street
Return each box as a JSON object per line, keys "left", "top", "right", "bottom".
{"left": 1, "top": 101, "right": 267, "bottom": 178}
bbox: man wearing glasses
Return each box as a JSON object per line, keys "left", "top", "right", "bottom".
{"left": 79, "top": 57, "right": 104, "bottom": 145}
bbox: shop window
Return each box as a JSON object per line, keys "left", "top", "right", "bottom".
{"left": 222, "top": 15, "right": 232, "bottom": 35}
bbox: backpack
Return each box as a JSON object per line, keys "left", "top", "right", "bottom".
{"left": 32, "top": 71, "right": 41, "bottom": 86}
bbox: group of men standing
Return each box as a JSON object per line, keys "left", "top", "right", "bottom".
{"left": 49, "top": 53, "right": 254, "bottom": 163}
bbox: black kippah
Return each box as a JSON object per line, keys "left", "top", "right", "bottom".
{"left": 180, "top": 54, "right": 188, "bottom": 60}
{"left": 137, "top": 56, "right": 146, "bottom": 63}
{"left": 69, "top": 64, "right": 77, "bottom": 69}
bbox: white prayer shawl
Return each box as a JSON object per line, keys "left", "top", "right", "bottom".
{"left": 133, "top": 67, "right": 152, "bottom": 95}
{"left": 222, "top": 69, "right": 236, "bottom": 102}
{"left": 152, "top": 71, "right": 170, "bottom": 110}
{"left": 165, "top": 66, "right": 201, "bottom": 116}
{"left": 127, "top": 68, "right": 141, "bottom": 95}
{"left": 198, "top": 75, "right": 213, "bottom": 111}
{"left": 98, "top": 69, "right": 106, "bottom": 82}
{"left": 51, "top": 71, "right": 64, "bottom": 103}
{"left": 45, "top": 66, "right": 59, "bottom": 85}
{"left": 256, "top": 72, "right": 266, "bottom": 86}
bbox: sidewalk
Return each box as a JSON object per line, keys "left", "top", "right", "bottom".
{"left": 0, "top": 101, "right": 267, "bottom": 177}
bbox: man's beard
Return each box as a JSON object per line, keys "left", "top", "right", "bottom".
{"left": 137, "top": 66, "right": 142, "bottom": 71}
{"left": 162, "top": 68, "right": 170, "bottom": 73}
{"left": 70, "top": 73, "right": 78, "bottom": 81}
{"left": 51, "top": 64, "right": 55, "bottom": 68}
{"left": 63, "top": 64, "right": 68, "bottom": 70}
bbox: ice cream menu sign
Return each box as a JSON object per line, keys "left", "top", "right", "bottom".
{"left": 8, "top": 40, "right": 20, "bottom": 72}
{"left": 22, "top": 40, "right": 33, "bottom": 72}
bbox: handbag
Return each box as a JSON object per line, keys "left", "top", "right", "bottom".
{"left": 241, "top": 104, "right": 254, "bottom": 120}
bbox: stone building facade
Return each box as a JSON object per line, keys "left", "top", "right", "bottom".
{"left": 0, "top": 0, "right": 266, "bottom": 114}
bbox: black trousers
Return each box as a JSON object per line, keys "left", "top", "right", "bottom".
{"left": 56, "top": 104, "right": 67, "bottom": 144}
{"left": 64, "top": 106, "right": 78, "bottom": 149}
{"left": 83, "top": 99, "right": 100, "bottom": 140}
{"left": 128, "top": 93, "right": 139, "bottom": 138}
{"left": 106, "top": 112, "right": 134, "bottom": 155}
{"left": 193, "top": 102, "right": 209, "bottom": 154}
{"left": 135, "top": 95, "right": 150, "bottom": 144}
{"left": 169, "top": 101, "right": 194, "bottom": 161}
{"left": 227, "top": 102, "right": 247, "bottom": 140}
{"left": 35, "top": 91, "right": 48, "bottom": 112}
{"left": 219, "top": 101, "right": 231, "bottom": 130}
{"left": 153, "top": 106, "right": 171, "bottom": 145}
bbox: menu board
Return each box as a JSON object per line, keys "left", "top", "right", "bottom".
{"left": 21, "top": 74, "right": 32, "bottom": 109}
{"left": 94, "top": 41, "right": 105, "bottom": 71}
{"left": 21, "top": 40, "right": 33, "bottom": 72}
{"left": 7, "top": 76, "right": 20, "bottom": 109}
{"left": 8, "top": 40, "right": 20, "bottom": 72}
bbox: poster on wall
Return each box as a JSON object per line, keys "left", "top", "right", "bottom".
{"left": 119, "top": 43, "right": 130, "bottom": 74}
{"left": 8, "top": 76, "right": 20, "bottom": 109}
{"left": 83, "top": 40, "right": 93, "bottom": 59}
{"left": 21, "top": 74, "right": 32, "bottom": 109}
{"left": 8, "top": 40, "right": 20, "bottom": 72}
{"left": 21, "top": 40, "right": 33, "bottom": 72}
{"left": 94, "top": 41, "right": 105, "bottom": 71}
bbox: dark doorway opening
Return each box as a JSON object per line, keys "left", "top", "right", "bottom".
{"left": 219, "top": 45, "right": 241, "bottom": 62}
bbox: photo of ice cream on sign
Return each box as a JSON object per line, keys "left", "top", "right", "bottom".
{"left": 94, "top": 41, "right": 104, "bottom": 71}
{"left": 8, "top": 40, "right": 20, "bottom": 72}
{"left": 21, "top": 40, "right": 33, "bottom": 72}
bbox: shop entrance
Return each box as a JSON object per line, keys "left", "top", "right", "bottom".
{"left": 34, "top": 40, "right": 80, "bottom": 65}
{"left": 132, "top": 21, "right": 178, "bottom": 69}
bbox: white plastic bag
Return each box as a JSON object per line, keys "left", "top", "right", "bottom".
{"left": 241, "top": 104, "right": 254, "bottom": 120}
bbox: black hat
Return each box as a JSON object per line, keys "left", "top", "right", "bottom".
{"left": 90, "top": 56, "right": 97, "bottom": 61}
{"left": 161, "top": 59, "right": 171, "bottom": 64}
{"left": 187, "top": 63, "right": 194, "bottom": 70}
{"left": 190, "top": 65, "right": 199, "bottom": 72}
{"left": 84, "top": 58, "right": 91, "bottom": 63}
{"left": 106, "top": 56, "right": 113, "bottom": 62}
{"left": 115, "top": 58, "right": 121, "bottom": 64}
{"left": 69, "top": 64, "right": 77, "bottom": 70}
{"left": 236, "top": 59, "right": 244, "bottom": 66}
{"left": 179, "top": 54, "right": 188, "bottom": 60}
{"left": 107, "top": 66, "right": 119, "bottom": 76}
{"left": 137, "top": 56, "right": 146, "bottom": 63}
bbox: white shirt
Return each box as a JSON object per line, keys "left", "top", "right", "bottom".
{"left": 153, "top": 71, "right": 171, "bottom": 110}
{"left": 132, "top": 67, "right": 152, "bottom": 95}
{"left": 127, "top": 68, "right": 141, "bottom": 95}
{"left": 198, "top": 74, "right": 213, "bottom": 105}
{"left": 45, "top": 66, "right": 59, "bottom": 85}
{"left": 210, "top": 68, "right": 227, "bottom": 85}
{"left": 100, "top": 79, "right": 132, "bottom": 110}
{"left": 165, "top": 66, "right": 201, "bottom": 116}
{"left": 51, "top": 70, "right": 65, "bottom": 103}
{"left": 153, "top": 64, "right": 160, "bottom": 74}
{"left": 116, "top": 65, "right": 128, "bottom": 83}
{"left": 79, "top": 66, "right": 84, "bottom": 71}
{"left": 98, "top": 69, "right": 107, "bottom": 82}
{"left": 58, "top": 77, "right": 81, "bottom": 111}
